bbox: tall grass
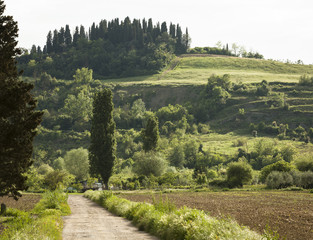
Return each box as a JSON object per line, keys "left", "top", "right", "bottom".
{"left": 0, "top": 189, "right": 70, "bottom": 240}
{"left": 84, "top": 190, "right": 273, "bottom": 240}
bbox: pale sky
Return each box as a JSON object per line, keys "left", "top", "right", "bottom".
{"left": 4, "top": 0, "right": 313, "bottom": 64}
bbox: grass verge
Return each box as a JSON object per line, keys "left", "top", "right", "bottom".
{"left": 84, "top": 190, "right": 276, "bottom": 240}
{"left": 0, "top": 189, "right": 70, "bottom": 240}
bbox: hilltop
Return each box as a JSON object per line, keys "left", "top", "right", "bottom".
{"left": 100, "top": 55, "right": 313, "bottom": 86}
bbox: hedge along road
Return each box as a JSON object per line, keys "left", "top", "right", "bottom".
{"left": 63, "top": 195, "right": 158, "bottom": 240}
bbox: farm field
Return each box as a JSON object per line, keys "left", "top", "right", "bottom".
{"left": 120, "top": 190, "right": 313, "bottom": 240}
{"left": 0, "top": 194, "right": 41, "bottom": 234}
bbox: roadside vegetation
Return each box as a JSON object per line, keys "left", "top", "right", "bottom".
{"left": 119, "top": 189, "right": 313, "bottom": 240}
{"left": 84, "top": 190, "right": 271, "bottom": 240}
{"left": 0, "top": 189, "right": 70, "bottom": 239}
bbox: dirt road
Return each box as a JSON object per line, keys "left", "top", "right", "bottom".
{"left": 62, "top": 195, "right": 158, "bottom": 240}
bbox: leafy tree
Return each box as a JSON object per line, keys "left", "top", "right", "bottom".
{"left": 64, "top": 148, "right": 89, "bottom": 181}
{"left": 24, "top": 166, "right": 44, "bottom": 192}
{"left": 53, "top": 157, "right": 65, "bottom": 170}
{"left": 73, "top": 67, "right": 93, "bottom": 83}
{"left": 43, "top": 170, "right": 74, "bottom": 190}
{"left": 196, "top": 74, "right": 231, "bottom": 119}
{"left": 61, "top": 88, "right": 92, "bottom": 124}
{"left": 37, "top": 72, "right": 53, "bottom": 90}
{"left": 89, "top": 88, "right": 116, "bottom": 189}
{"left": 37, "top": 164, "right": 53, "bottom": 175}
{"left": 226, "top": 161, "right": 253, "bottom": 188}
{"left": 0, "top": 1, "right": 42, "bottom": 200}
{"left": 183, "top": 139, "right": 200, "bottom": 168}
{"left": 133, "top": 151, "right": 167, "bottom": 177}
{"left": 142, "top": 115, "right": 159, "bottom": 152}
{"left": 168, "top": 143, "right": 185, "bottom": 168}
{"left": 130, "top": 99, "right": 146, "bottom": 119}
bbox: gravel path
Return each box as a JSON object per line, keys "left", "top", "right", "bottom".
{"left": 63, "top": 195, "right": 158, "bottom": 240}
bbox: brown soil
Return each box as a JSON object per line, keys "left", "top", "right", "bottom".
{"left": 120, "top": 191, "right": 313, "bottom": 240}
{"left": 63, "top": 195, "right": 158, "bottom": 240}
{"left": 0, "top": 194, "right": 41, "bottom": 211}
{"left": 0, "top": 194, "right": 41, "bottom": 234}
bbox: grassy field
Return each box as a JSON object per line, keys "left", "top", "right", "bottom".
{"left": 193, "top": 132, "right": 313, "bottom": 157}
{"left": 120, "top": 190, "right": 313, "bottom": 240}
{"left": 99, "top": 56, "right": 313, "bottom": 86}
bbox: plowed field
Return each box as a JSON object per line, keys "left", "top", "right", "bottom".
{"left": 120, "top": 191, "right": 313, "bottom": 240}
{"left": 0, "top": 194, "right": 41, "bottom": 234}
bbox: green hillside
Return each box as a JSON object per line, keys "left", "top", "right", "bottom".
{"left": 101, "top": 55, "right": 313, "bottom": 86}
{"left": 26, "top": 55, "right": 313, "bottom": 192}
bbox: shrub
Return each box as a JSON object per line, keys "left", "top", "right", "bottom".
{"left": 43, "top": 170, "right": 75, "bottom": 190}
{"left": 299, "top": 171, "right": 313, "bottom": 189}
{"left": 295, "top": 155, "right": 313, "bottom": 172}
{"left": 265, "top": 171, "right": 293, "bottom": 189}
{"left": 299, "top": 74, "right": 313, "bottom": 86}
{"left": 260, "top": 160, "right": 294, "bottom": 183}
{"left": 33, "top": 188, "right": 70, "bottom": 215}
{"left": 206, "top": 169, "right": 218, "bottom": 179}
{"left": 232, "top": 138, "right": 247, "bottom": 147}
{"left": 209, "top": 178, "right": 229, "bottom": 188}
{"left": 226, "top": 162, "right": 253, "bottom": 188}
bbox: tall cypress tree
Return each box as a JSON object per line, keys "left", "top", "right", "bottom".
{"left": 72, "top": 26, "right": 79, "bottom": 46}
{"left": 175, "top": 24, "right": 183, "bottom": 54}
{"left": 0, "top": 0, "right": 42, "bottom": 200}
{"left": 147, "top": 18, "right": 153, "bottom": 33}
{"left": 58, "top": 27, "right": 65, "bottom": 51}
{"left": 142, "top": 18, "right": 147, "bottom": 33}
{"left": 46, "top": 30, "right": 53, "bottom": 53}
{"left": 161, "top": 22, "right": 168, "bottom": 33}
{"left": 98, "top": 20, "right": 107, "bottom": 39}
{"left": 89, "top": 88, "right": 116, "bottom": 189}
{"left": 64, "top": 24, "right": 72, "bottom": 47}
{"left": 169, "top": 23, "right": 176, "bottom": 38}
{"left": 142, "top": 116, "right": 159, "bottom": 152}
{"left": 52, "top": 29, "right": 59, "bottom": 52}
{"left": 79, "top": 25, "right": 86, "bottom": 39}
{"left": 90, "top": 22, "right": 97, "bottom": 41}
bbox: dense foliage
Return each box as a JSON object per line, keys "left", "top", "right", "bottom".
{"left": 0, "top": 0, "right": 42, "bottom": 200}
{"left": 17, "top": 17, "right": 190, "bottom": 79}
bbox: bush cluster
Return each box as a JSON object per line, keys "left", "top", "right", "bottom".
{"left": 266, "top": 171, "right": 313, "bottom": 189}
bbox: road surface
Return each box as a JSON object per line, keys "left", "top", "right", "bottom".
{"left": 63, "top": 195, "right": 158, "bottom": 240}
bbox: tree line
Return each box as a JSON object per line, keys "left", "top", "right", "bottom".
{"left": 17, "top": 17, "right": 190, "bottom": 79}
